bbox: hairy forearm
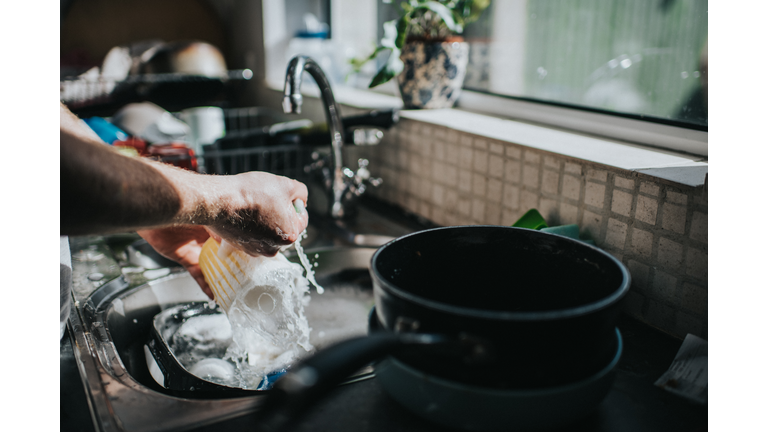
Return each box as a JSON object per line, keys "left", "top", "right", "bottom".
{"left": 60, "top": 130, "right": 182, "bottom": 234}
{"left": 60, "top": 103, "right": 309, "bottom": 252}
{"left": 60, "top": 102, "right": 208, "bottom": 234}
{"left": 59, "top": 118, "right": 250, "bottom": 235}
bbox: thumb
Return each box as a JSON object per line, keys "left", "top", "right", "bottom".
{"left": 203, "top": 226, "right": 222, "bottom": 243}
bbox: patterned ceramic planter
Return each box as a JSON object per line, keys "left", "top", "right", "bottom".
{"left": 397, "top": 41, "right": 470, "bottom": 109}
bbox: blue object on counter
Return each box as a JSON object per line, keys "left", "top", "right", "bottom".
{"left": 540, "top": 224, "right": 580, "bottom": 239}
{"left": 83, "top": 117, "right": 129, "bottom": 144}
{"left": 256, "top": 369, "right": 288, "bottom": 390}
{"left": 540, "top": 224, "right": 596, "bottom": 245}
{"left": 295, "top": 30, "right": 329, "bottom": 38}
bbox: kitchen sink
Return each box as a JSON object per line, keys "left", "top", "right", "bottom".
{"left": 66, "top": 203, "right": 426, "bottom": 432}
{"left": 64, "top": 202, "right": 708, "bottom": 432}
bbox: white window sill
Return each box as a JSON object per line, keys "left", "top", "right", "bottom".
{"left": 265, "top": 79, "right": 707, "bottom": 187}
{"left": 400, "top": 109, "right": 707, "bottom": 187}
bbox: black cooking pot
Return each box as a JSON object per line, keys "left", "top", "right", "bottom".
{"left": 372, "top": 225, "right": 629, "bottom": 388}
{"left": 258, "top": 226, "right": 630, "bottom": 429}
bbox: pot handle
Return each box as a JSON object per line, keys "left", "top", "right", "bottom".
{"left": 256, "top": 332, "right": 444, "bottom": 431}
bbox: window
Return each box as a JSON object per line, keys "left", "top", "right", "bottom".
{"left": 267, "top": 1, "right": 707, "bottom": 155}
{"left": 376, "top": 0, "right": 707, "bottom": 129}
{"left": 466, "top": 0, "right": 707, "bottom": 128}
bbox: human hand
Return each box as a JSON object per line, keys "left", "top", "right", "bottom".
{"left": 137, "top": 225, "right": 214, "bottom": 299}
{"left": 203, "top": 171, "right": 309, "bottom": 257}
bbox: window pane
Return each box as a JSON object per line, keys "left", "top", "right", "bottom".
{"left": 462, "top": 0, "right": 707, "bottom": 127}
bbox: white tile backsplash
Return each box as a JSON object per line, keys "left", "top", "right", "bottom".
{"left": 355, "top": 117, "right": 707, "bottom": 339}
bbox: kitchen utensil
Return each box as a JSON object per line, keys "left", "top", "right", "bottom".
{"left": 112, "top": 102, "right": 190, "bottom": 144}
{"left": 137, "top": 41, "right": 228, "bottom": 78}
{"left": 375, "top": 329, "right": 623, "bottom": 432}
{"left": 82, "top": 117, "right": 129, "bottom": 144}
{"left": 369, "top": 308, "right": 623, "bottom": 432}
{"left": 147, "top": 143, "right": 197, "bottom": 171}
{"left": 540, "top": 223, "right": 579, "bottom": 238}
{"left": 259, "top": 226, "right": 630, "bottom": 428}
{"left": 143, "top": 245, "right": 383, "bottom": 398}
{"left": 180, "top": 106, "right": 226, "bottom": 157}
{"left": 197, "top": 237, "right": 310, "bottom": 315}
{"left": 61, "top": 237, "right": 72, "bottom": 340}
{"left": 370, "top": 225, "right": 628, "bottom": 387}
{"left": 112, "top": 137, "right": 148, "bottom": 156}
{"left": 145, "top": 302, "right": 285, "bottom": 398}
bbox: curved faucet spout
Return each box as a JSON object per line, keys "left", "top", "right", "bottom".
{"left": 283, "top": 55, "right": 348, "bottom": 218}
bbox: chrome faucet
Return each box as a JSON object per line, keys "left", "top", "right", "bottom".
{"left": 282, "top": 55, "right": 381, "bottom": 219}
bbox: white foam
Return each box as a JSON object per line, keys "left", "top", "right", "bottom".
{"left": 189, "top": 358, "right": 237, "bottom": 386}
{"left": 185, "top": 232, "right": 326, "bottom": 388}
{"left": 172, "top": 313, "right": 233, "bottom": 369}
{"left": 222, "top": 254, "right": 314, "bottom": 383}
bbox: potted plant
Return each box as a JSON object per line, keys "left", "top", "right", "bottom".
{"left": 353, "top": 0, "right": 490, "bottom": 109}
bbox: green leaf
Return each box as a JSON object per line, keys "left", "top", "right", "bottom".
{"left": 369, "top": 47, "right": 403, "bottom": 88}
{"left": 349, "top": 46, "right": 386, "bottom": 72}
{"left": 369, "top": 67, "right": 396, "bottom": 89}
{"left": 395, "top": 13, "right": 410, "bottom": 49}
{"left": 466, "top": 0, "right": 490, "bottom": 23}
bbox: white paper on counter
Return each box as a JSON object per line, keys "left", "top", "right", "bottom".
{"left": 654, "top": 333, "right": 708, "bottom": 404}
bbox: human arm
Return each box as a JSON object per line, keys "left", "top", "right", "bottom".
{"left": 60, "top": 103, "right": 309, "bottom": 256}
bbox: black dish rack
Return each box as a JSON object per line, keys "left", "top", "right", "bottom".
{"left": 60, "top": 70, "right": 253, "bottom": 118}
{"left": 200, "top": 106, "right": 317, "bottom": 181}
{"left": 60, "top": 70, "right": 316, "bottom": 180}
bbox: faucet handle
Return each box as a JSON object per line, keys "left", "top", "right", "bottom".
{"left": 356, "top": 158, "right": 371, "bottom": 180}
{"left": 356, "top": 159, "right": 382, "bottom": 188}
{"left": 340, "top": 159, "right": 382, "bottom": 197}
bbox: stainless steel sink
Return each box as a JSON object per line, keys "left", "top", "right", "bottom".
{"left": 67, "top": 205, "right": 423, "bottom": 432}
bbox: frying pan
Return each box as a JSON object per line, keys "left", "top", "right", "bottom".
{"left": 257, "top": 226, "right": 630, "bottom": 429}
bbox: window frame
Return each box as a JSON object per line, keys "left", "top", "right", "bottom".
{"left": 456, "top": 90, "right": 708, "bottom": 157}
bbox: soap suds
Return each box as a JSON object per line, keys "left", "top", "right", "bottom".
{"left": 188, "top": 232, "right": 323, "bottom": 388}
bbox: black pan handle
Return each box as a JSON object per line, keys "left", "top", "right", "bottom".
{"left": 255, "top": 332, "right": 445, "bottom": 431}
